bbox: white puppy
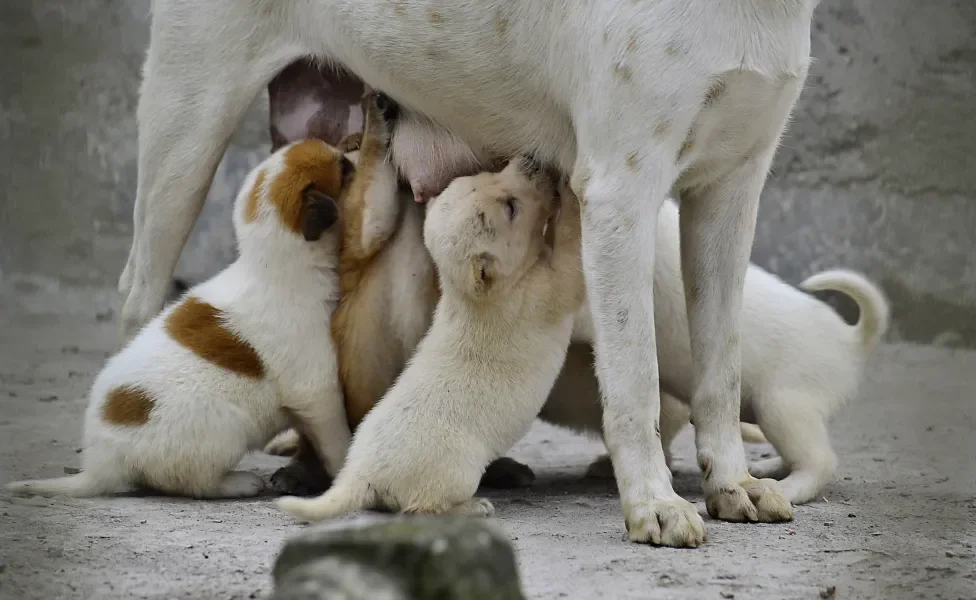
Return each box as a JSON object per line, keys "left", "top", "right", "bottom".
{"left": 540, "top": 199, "right": 890, "bottom": 505}
{"left": 5, "top": 140, "right": 356, "bottom": 499}
{"left": 277, "top": 157, "right": 587, "bottom": 521}
{"left": 121, "top": 0, "right": 820, "bottom": 545}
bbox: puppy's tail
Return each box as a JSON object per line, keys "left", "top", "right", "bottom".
{"left": 740, "top": 423, "right": 767, "bottom": 444}
{"left": 277, "top": 479, "right": 371, "bottom": 523}
{"left": 4, "top": 470, "right": 124, "bottom": 498}
{"left": 800, "top": 269, "right": 890, "bottom": 351}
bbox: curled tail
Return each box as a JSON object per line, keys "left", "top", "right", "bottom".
{"left": 801, "top": 269, "right": 890, "bottom": 350}
{"left": 5, "top": 470, "right": 124, "bottom": 498}
{"left": 277, "top": 479, "right": 370, "bottom": 523}
{"left": 740, "top": 423, "right": 767, "bottom": 444}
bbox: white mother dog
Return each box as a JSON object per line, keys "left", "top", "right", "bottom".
{"left": 119, "top": 0, "right": 819, "bottom": 546}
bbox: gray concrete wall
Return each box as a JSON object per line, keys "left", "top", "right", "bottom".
{"left": 2, "top": 0, "right": 974, "bottom": 346}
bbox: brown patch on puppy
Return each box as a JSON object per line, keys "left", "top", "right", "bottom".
{"left": 427, "top": 10, "right": 444, "bottom": 25}
{"left": 495, "top": 17, "right": 509, "bottom": 35}
{"left": 166, "top": 297, "right": 266, "bottom": 379}
{"left": 244, "top": 168, "right": 267, "bottom": 224}
{"left": 268, "top": 139, "right": 351, "bottom": 238}
{"left": 654, "top": 120, "right": 671, "bottom": 137}
{"left": 103, "top": 386, "right": 156, "bottom": 426}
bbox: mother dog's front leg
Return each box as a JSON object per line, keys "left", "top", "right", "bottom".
{"left": 575, "top": 156, "right": 705, "bottom": 548}
{"left": 679, "top": 151, "right": 793, "bottom": 524}
{"left": 118, "top": 5, "right": 300, "bottom": 346}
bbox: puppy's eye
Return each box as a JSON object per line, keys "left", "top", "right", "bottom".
{"left": 504, "top": 197, "right": 518, "bottom": 220}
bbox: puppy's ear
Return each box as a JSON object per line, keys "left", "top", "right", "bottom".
{"left": 300, "top": 189, "right": 339, "bottom": 241}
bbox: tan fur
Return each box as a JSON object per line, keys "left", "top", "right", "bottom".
{"left": 331, "top": 97, "right": 437, "bottom": 429}
{"left": 165, "top": 296, "right": 266, "bottom": 379}
{"left": 102, "top": 385, "right": 157, "bottom": 426}
{"left": 268, "top": 140, "right": 352, "bottom": 236}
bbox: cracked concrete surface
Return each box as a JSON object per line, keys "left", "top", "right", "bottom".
{"left": 2, "top": 0, "right": 976, "bottom": 598}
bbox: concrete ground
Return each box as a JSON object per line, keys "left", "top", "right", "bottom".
{"left": 1, "top": 284, "right": 974, "bottom": 600}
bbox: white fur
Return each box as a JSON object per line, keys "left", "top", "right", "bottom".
{"left": 6, "top": 143, "right": 351, "bottom": 499}
{"left": 541, "top": 199, "right": 889, "bottom": 504}
{"left": 119, "top": 0, "right": 818, "bottom": 545}
{"left": 278, "top": 162, "right": 586, "bottom": 522}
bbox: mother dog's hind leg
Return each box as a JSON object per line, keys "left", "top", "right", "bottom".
{"left": 118, "top": 4, "right": 300, "bottom": 346}
{"left": 678, "top": 147, "right": 794, "bottom": 524}
{"left": 574, "top": 147, "right": 705, "bottom": 548}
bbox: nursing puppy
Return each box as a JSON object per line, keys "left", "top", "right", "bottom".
{"left": 278, "top": 157, "right": 585, "bottom": 521}
{"left": 265, "top": 91, "right": 440, "bottom": 494}
{"left": 329, "top": 99, "right": 437, "bottom": 431}
{"left": 539, "top": 200, "right": 890, "bottom": 505}
{"left": 5, "top": 140, "right": 355, "bottom": 499}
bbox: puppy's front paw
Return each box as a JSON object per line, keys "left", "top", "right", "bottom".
{"left": 625, "top": 496, "right": 707, "bottom": 548}
{"left": 363, "top": 92, "right": 399, "bottom": 145}
{"left": 270, "top": 459, "right": 332, "bottom": 497}
{"left": 705, "top": 477, "right": 793, "bottom": 523}
{"left": 480, "top": 457, "right": 535, "bottom": 489}
{"left": 336, "top": 132, "right": 363, "bottom": 154}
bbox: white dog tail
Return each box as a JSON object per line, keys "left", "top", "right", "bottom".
{"left": 740, "top": 423, "right": 767, "bottom": 444}
{"left": 276, "top": 480, "right": 371, "bottom": 523}
{"left": 800, "top": 269, "right": 890, "bottom": 350}
{"left": 5, "top": 470, "right": 124, "bottom": 498}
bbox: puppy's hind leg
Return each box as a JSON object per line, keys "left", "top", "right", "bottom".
{"left": 751, "top": 394, "right": 837, "bottom": 505}
{"left": 118, "top": 4, "right": 301, "bottom": 345}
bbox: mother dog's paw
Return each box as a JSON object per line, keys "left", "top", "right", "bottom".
{"left": 625, "top": 497, "right": 707, "bottom": 548}
{"left": 705, "top": 477, "right": 793, "bottom": 523}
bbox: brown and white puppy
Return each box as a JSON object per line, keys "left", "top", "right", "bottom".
{"left": 5, "top": 139, "right": 356, "bottom": 499}
{"left": 278, "top": 157, "right": 585, "bottom": 521}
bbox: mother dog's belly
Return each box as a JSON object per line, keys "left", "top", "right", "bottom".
{"left": 300, "top": 1, "right": 580, "bottom": 167}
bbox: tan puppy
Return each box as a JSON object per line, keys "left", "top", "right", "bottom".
{"left": 277, "top": 157, "right": 584, "bottom": 521}
{"left": 330, "top": 98, "right": 437, "bottom": 431}
{"left": 5, "top": 139, "right": 355, "bottom": 499}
